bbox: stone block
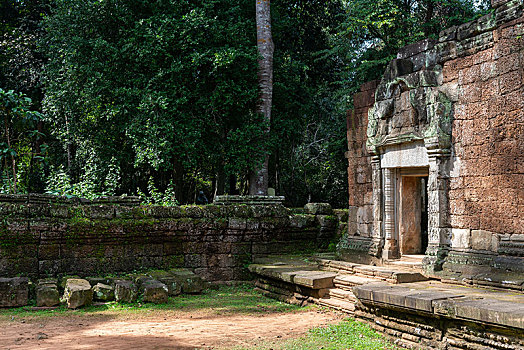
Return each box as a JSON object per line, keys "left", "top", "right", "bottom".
{"left": 36, "top": 279, "right": 60, "bottom": 307}
{"left": 0, "top": 277, "right": 29, "bottom": 308}
{"left": 114, "top": 280, "right": 138, "bottom": 303}
{"left": 63, "top": 279, "right": 93, "bottom": 309}
{"left": 168, "top": 269, "right": 206, "bottom": 294}
{"left": 471, "top": 230, "right": 494, "bottom": 251}
{"left": 316, "top": 215, "right": 337, "bottom": 229}
{"left": 384, "top": 59, "right": 414, "bottom": 81}
{"left": 92, "top": 283, "right": 115, "bottom": 301}
{"left": 141, "top": 280, "right": 168, "bottom": 303}
{"left": 86, "top": 277, "right": 113, "bottom": 287}
{"left": 434, "top": 298, "right": 524, "bottom": 329}
{"left": 292, "top": 271, "right": 337, "bottom": 289}
{"left": 392, "top": 272, "right": 429, "bottom": 284}
{"left": 304, "top": 203, "right": 333, "bottom": 215}
{"left": 451, "top": 229, "right": 471, "bottom": 249}
{"left": 398, "top": 39, "right": 437, "bottom": 59}
{"left": 147, "top": 270, "right": 182, "bottom": 296}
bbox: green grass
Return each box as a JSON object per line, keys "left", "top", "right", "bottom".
{"left": 237, "top": 318, "right": 399, "bottom": 350}
{"left": 0, "top": 284, "right": 302, "bottom": 319}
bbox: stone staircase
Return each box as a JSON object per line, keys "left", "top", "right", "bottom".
{"left": 248, "top": 255, "right": 428, "bottom": 313}
{"left": 248, "top": 256, "right": 524, "bottom": 349}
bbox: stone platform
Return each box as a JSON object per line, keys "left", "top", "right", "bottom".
{"left": 249, "top": 255, "right": 524, "bottom": 349}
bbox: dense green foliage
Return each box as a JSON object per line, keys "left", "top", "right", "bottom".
{"left": 0, "top": 0, "right": 488, "bottom": 207}
{"left": 334, "top": 0, "right": 490, "bottom": 98}
{"left": 42, "top": 0, "right": 261, "bottom": 202}
{"left": 0, "top": 88, "right": 44, "bottom": 193}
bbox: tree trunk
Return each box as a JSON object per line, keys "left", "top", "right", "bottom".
{"left": 214, "top": 164, "right": 225, "bottom": 197}
{"left": 249, "top": 0, "right": 274, "bottom": 195}
{"left": 4, "top": 110, "right": 17, "bottom": 193}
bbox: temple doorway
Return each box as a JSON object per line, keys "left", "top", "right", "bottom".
{"left": 397, "top": 169, "right": 429, "bottom": 256}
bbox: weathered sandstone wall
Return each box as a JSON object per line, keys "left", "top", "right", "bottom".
{"left": 344, "top": 0, "right": 524, "bottom": 278}
{"left": 0, "top": 194, "right": 343, "bottom": 281}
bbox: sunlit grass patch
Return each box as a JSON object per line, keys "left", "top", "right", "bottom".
{"left": 238, "top": 318, "right": 399, "bottom": 350}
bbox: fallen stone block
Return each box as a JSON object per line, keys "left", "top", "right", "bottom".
{"left": 86, "top": 277, "right": 113, "bottom": 287}
{"left": 58, "top": 275, "right": 81, "bottom": 291}
{"left": 114, "top": 280, "right": 138, "bottom": 303}
{"left": 168, "top": 269, "right": 206, "bottom": 294}
{"left": 131, "top": 274, "right": 154, "bottom": 288}
{"left": 36, "top": 279, "right": 59, "bottom": 307}
{"left": 147, "top": 271, "right": 182, "bottom": 296}
{"left": 0, "top": 277, "right": 29, "bottom": 308}
{"left": 63, "top": 279, "right": 93, "bottom": 309}
{"left": 92, "top": 283, "right": 115, "bottom": 301}
{"left": 141, "top": 280, "right": 168, "bottom": 303}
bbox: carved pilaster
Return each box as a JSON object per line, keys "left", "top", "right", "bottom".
{"left": 369, "top": 155, "right": 383, "bottom": 257}
{"left": 422, "top": 148, "right": 451, "bottom": 273}
{"left": 382, "top": 168, "right": 399, "bottom": 259}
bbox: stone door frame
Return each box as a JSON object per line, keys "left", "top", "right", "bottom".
{"left": 378, "top": 155, "right": 431, "bottom": 260}
{"left": 368, "top": 143, "right": 452, "bottom": 273}
{"left": 364, "top": 62, "right": 454, "bottom": 273}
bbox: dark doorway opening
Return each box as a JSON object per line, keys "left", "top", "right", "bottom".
{"left": 398, "top": 171, "right": 429, "bottom": 255}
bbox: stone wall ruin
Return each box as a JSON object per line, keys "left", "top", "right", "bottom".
{"left": 0, "top": 194, "right": 345, "bottom": 281}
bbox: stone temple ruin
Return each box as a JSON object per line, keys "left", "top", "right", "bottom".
{"left": 344, "top": 0, "right": 523, "bottom": 283}
{"left": 0, "top": 0, "right": 523, "bottom": 348}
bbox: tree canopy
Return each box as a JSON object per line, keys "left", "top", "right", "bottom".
{"left": 0, "top": 0, "right": 489, "bottom": 207}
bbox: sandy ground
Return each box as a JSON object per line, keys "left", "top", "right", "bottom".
{"left": 1, "top": 308, "right": 343, "bottom": 350}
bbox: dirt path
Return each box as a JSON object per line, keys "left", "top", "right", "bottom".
{"left": 1, "top": 309, "right": 342, "bottom": 349}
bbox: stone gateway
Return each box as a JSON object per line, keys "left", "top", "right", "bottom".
{"left": 343, "top": 0, "right": 524, "bottom": 287}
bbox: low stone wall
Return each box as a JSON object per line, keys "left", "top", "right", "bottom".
{"left": 0, "top": 194, "right": 344, "bottom": 281}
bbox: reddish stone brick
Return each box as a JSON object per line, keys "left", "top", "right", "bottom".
{"left": 480, "top": 79, "right": 499, "bottom": 100}
{"left": 354, "top": 90, "right": 375, "bottom": 109}
{"left": 480, "top": 62, "right": 497, "bottom": 81}
{"left": 449, "top": 189, "right": 465, "bottom": 201}
{"left": 459, "top": 64, "right": 481, "bottom": 85}
{"left": 460, "top": 83, "right": 482, "bottom": 104}
{"left": 450, "top": 200, "right": 466, "bottom": 215}
{"left": 501, "top": 89, "right": 523, "bottom": 112}
{"left": 495, "top": 52, "right": 519, "bottom": 74}
{"left": 360, "top": 80, "right": 379, "bottom": 92}
{"left": 498, "top": 70, "right": 521, "bottom": 95}
{"left": 450, "top": 177, "right": 464, "bottom": 190}
{"left": 473, "top": 48, "right": 493, "bottom": 65}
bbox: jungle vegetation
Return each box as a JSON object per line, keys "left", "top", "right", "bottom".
{"left": 0, "top": 0, "right": 489, "bottom": 207}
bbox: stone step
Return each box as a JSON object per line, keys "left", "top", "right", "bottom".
{"left": 327, "top": 288, "right": 357, "bottom": 302}
{"left": 249, "top": 263, "right": 336, "bottom": 289}
{"left": 316, "top": 297, "right": 356, "bottom": 314}
{"left": 385, "top": 259, "right": 423, "bottom": 271}
{"left": 333, "top": 274, "right": 383, "bottom": 290}
{"left": 293, "top": 271, "right": 337, "bottom": 289}
{"left": 315, "top": 257, "right": 428, "bottom": 283}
